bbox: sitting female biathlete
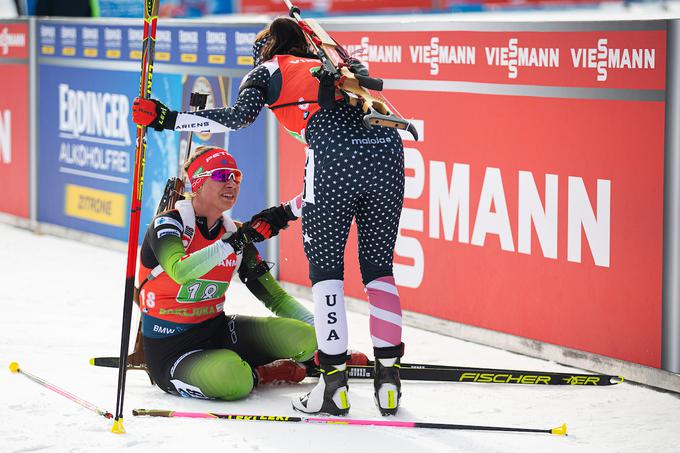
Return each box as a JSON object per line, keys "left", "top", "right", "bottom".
{"left": 132, "top": 17, "right": 406, "bottom": 416}
{"left": 138, "top": 145, "right": 316, "bottom": 400}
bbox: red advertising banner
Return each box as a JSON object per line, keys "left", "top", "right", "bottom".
{"left": 0, "top": 23, "right": 29, "bottom": 59}
{"left": 0, "top": 64, "right": 29, "bottom": 218}
{"left": 0, "top": 22, "right": 29, "bottom": 218}
{"left": 279, "top": 27, "right": 666, "bottom": 368}
{"left": 333, "top": 30, "right": 665, "bottom": 90}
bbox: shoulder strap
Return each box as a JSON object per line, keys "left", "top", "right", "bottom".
{"left": 175, "top": 199, "right": 196, "bottom": 248}
{"left": 146, "top": 200, "right": 195, "bottom": 282}
{"left": 221, "top": 211, "right": 237, "bottom": 234}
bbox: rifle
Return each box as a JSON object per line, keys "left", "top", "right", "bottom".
{"left": 282, "top": 0, "right": 419, "bottom": 141}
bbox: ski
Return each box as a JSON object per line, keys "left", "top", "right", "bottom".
{"left": 92, "top": 356, "right": 622, "bottom": 386}
{"left": 91, "top": 356, "right": 147, "bottom": 371}
{"left": 342, "top": 364, "right": 623, "bottom": 386}
{"left": 132, "top": 408, "right": 567, "bottom": 435}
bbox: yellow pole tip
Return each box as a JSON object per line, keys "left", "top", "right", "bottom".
{"left": 551, "top": 423, "right": 568, "bottom": 436}
{"left": 9, "top": 362, "right": 20, "bottom": 373}
{"left": 111, "top": 419, "right": 126, "bottom": 434}
{"left": 89, "top": 358, "right": 95, "bottom": 366}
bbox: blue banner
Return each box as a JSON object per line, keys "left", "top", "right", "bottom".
{"left": 38, "top": 21, "right": 260, "bottom": 69}
{"left": 37, "top": 65, "right": 181, "bottom": 243}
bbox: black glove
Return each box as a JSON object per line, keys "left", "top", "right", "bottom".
{"left": 221, "top": 222, "right": 271, "bottom": 253}
{"left": 249, "top": 204, "right": 295, "bottom": 238}
{"left": 132, "top": 97, "right": 177, "bottom": 131}
{"left": 221, "top": 229, "right": 248, "bottom": 253}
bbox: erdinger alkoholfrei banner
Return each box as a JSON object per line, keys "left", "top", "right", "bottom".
{"left": 278, "top": 24, "right": 667, "bottom": 368}
{"left": 37, "top": 64, "right": 182, "bottom": 242}
{"left": 0, "top": 22, "right": 29, "bottom": 218}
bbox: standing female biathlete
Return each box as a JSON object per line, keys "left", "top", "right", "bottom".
{"left": 139, "top": 145, "right": 317, "bottom": 400}
{"left": 132, "top": 18, "right": 406, "bottom": 416}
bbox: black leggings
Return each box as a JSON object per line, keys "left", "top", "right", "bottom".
{"left": 144, "top": 314, "right": 315, "bottom": 400}
{"left": 302, "top": 103, "right": 405, "bottom": 284}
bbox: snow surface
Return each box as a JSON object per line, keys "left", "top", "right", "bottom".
{"left": 1, "top": 223, "right": 679, "bottom": 453}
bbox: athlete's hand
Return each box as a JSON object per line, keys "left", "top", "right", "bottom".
{"left": 222, "top": 229, "right": 247, "bottom": 253}
{"left": 243, "top": 219, "right": 273, "bottom": 242}
{"left": 249, "top": 205, "right": 296, "bottom": 238}
{"left": 221, "top": 221, "right": 272, "bottom": 252}
{"left": 132, "top": 97, "right": 176, "bottom": 131}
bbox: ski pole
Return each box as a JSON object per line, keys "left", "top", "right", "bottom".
{"left": 9, "top": 362, "right": 113, "bottom": 419}
{"left": 133, "top": 409, "right": 567, "bottom": 435}
{"left": 183, "top": 92, "right": 208, "bottom": 160}
{"left": 112, "top": 0, "right": 160, "bottom": 435}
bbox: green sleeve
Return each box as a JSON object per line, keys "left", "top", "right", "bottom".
{"left": 239, "top": 245, "right": 314, "bottom": 326}
{"left": 252, "top": 271, "right": 315, "bottom": 326}
{"left": 153, "top": 232, "right": 232, "bottom": 285}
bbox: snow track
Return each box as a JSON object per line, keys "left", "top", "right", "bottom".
{"left": 1, "top": 224, "right": 678, "bottom": 452}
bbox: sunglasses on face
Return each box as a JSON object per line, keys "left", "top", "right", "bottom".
{"left": 195, "top": 168, "right": 243, "bottom": 184}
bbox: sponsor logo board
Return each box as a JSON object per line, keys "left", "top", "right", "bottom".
{"left": 336, "top": 30, "right": 665, "bottom": 89}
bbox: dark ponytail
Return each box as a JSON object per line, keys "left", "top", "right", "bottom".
{"left": 256, "top": 17, "right": 315, "bottom": 63}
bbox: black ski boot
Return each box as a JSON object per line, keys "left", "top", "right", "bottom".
{"left": 292, "top": 351, "right": 350, "bottom": 416}
{"left": 373, "top": 343, "right": 404, "bottom": 416}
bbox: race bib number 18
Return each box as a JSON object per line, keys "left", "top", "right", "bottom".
{"left": 176, "top": 279, "right": 228, "bottom": 303}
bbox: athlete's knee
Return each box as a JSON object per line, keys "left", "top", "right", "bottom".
{"left": 214, "top": 352, "right": 254, "bottom": 401}
{"left": 358, "top": 258, "right": 393, "bottom": 286}
{"left": 308, "top": 261, "right": 344, "bottom": 285}
{"left": 182, "top": 349, "right": 254, "bottom": 401}
{"left": 272, "top": 318, "right": 318, "bottom": 362}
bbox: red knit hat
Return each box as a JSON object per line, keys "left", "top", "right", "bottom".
{"left": 186, "top": 148, "right": 239, "bottom": 192}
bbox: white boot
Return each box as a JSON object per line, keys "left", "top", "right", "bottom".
{"left": 292, "top": 363, "right": 349, "bottom": 416}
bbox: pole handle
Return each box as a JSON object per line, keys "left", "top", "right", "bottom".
{"left": 189, "top": 92, "right": 208, "bottom": 109}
